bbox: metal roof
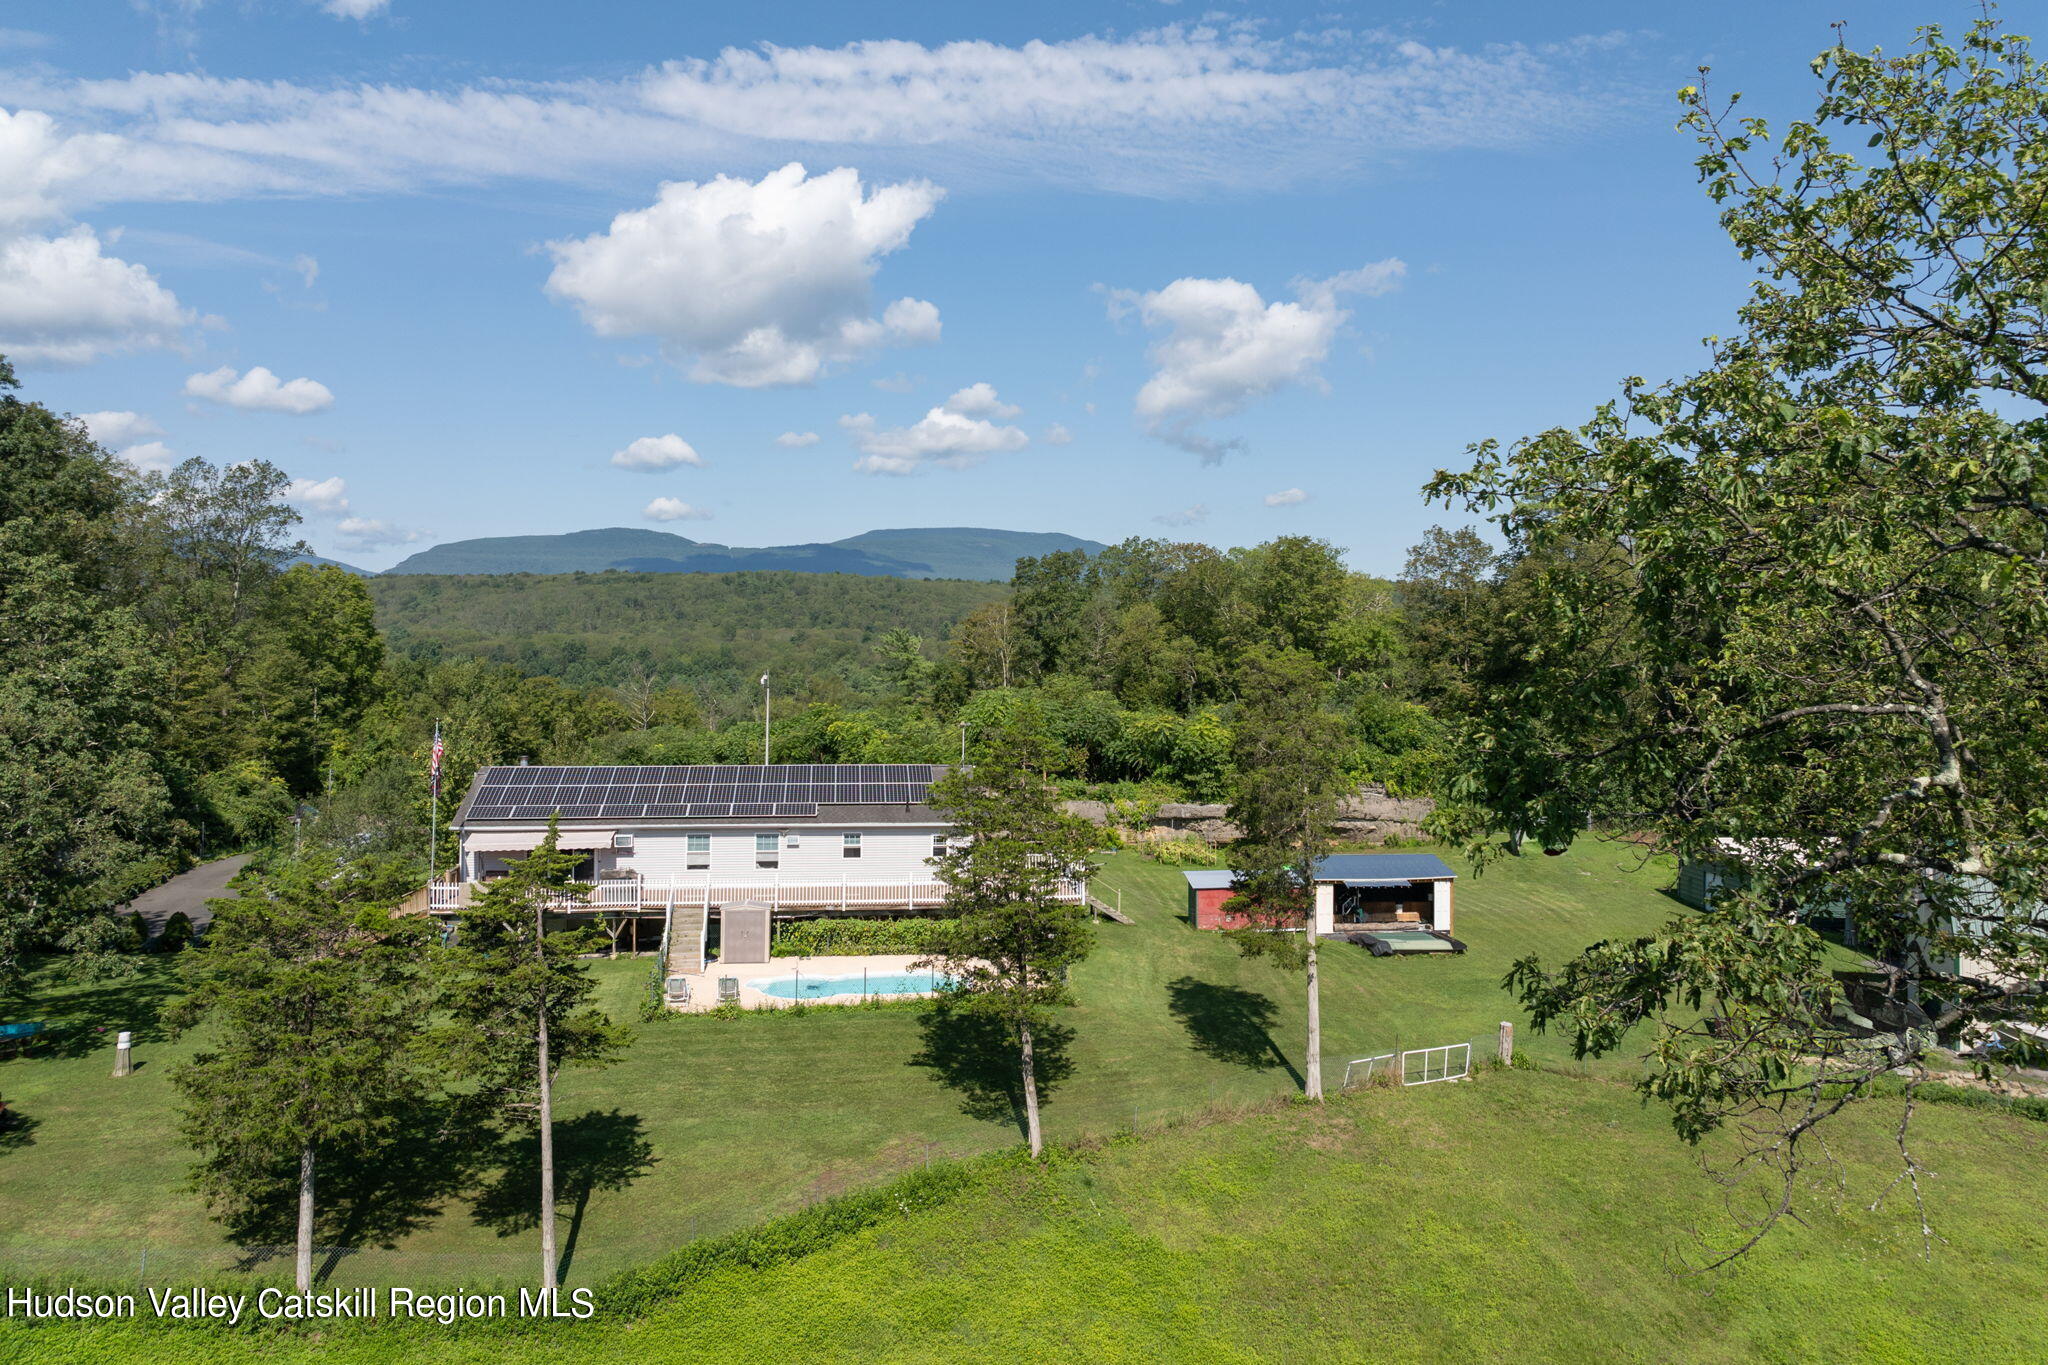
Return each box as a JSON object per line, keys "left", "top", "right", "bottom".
{"left": 1180, "top": 854, "right": 1456, "bottom": 890}
{"left": 1315, "top": 853, "right": 1456, "bottom": 881}
{"left": 455, "top": 763, "right": 944, "bottom": 825}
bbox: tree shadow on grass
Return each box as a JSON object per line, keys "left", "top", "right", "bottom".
{"left": 908, "top": 997, "right": 1075, "bottom": 1141}
{"left": 3, "top": 958, "right": 187, "bottom": 1059}
{"left": 469, "top": 1109, "right": 656, "bottom": 1285}
{"left": 217, "top": 1097, "right": 487, "bottom": 1281}
{"left": 1166, "top": 976, "right": 1302, "bottom": 1087}
{"left": 0, "top": 1103, "right": 40, "bottom": 1154}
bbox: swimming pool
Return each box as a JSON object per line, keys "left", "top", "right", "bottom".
{"left": 756, "top": 970, "right": 948, "bottom": 1000}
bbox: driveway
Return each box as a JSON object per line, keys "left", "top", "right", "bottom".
{"left": 123, "top": 854, "right": 250, "bottom": 936}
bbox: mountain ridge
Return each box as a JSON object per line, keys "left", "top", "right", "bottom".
{"left": 380, "top": 526, "right": 1104, "bottom": 582}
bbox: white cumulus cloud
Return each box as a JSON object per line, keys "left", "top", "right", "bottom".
{"left": 1153, "top": 503, "right": 1208, "bottom": 527}
{"left": 611, "top": 433, "right": 705, "bottom": 471}
{"left": 322, "top": 0, "right": 391, "bottom": 18}
{"left": 0, "top": 226, "right": 193, "bottom": 365}
{"left": 1043, "top": 423, "right": 1073, "bottom": 446}
{"left": 1110, "top": 260, "right": 1405, "bottom": 461}
{"left": 77, "top": 410, "right": 162, "bottom": 447}
{"left": 115, "top": 440, "right": 177, "bottom": 476}
{"left": 545, "top": 163, "right": 942, "bottom": 388}
{"left": 1264, "top": 487, "right": 1308, "bottom": 507}
{"left": 287, "top": 475, "right": 350, "bottom": 514}
{"left": 643, "top": 496, "right": 712, "bottom": 522}
{"left": 940, "top": 381, "right": 1019, "bottom": 420}
{"left": 336, "top": 516, "right": 423, "bottom": 548}
{"left": 184, "top": 364, "right": 335, "bottom": 414}
{"left": 775, "top": 430, "right": 820, "bottom": 448}
{"left": 841, "top": 388, "right": 1030, "bottom": 476}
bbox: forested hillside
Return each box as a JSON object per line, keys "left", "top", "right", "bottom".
{"left": 368, "top": 572, "right": 1009, "bottom": 696}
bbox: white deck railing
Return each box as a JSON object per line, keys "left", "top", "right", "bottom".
{"left": 426, "top": 874, "right": 1087, "bottom": 913}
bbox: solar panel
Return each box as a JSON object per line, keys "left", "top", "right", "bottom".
{"left": 466, "top": 763, "right": 933, "bottom": 822}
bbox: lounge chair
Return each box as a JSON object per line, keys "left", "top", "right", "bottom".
{"left": 664, "top": 976, "right": 691, "bottom": 1006}
{"left": 717, "top": 977, "right": 741, "bottom": 1005}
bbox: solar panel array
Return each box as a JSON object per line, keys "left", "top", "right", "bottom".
{"left": 464, "top": 764, "right": 939, "bottom": 821}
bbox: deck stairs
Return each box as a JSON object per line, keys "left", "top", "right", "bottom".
{"left": 665, "top": 897, "right": 708, "bottom": 978}
{"left": 1088, "top": 894, "right": 1133, "bottom": 924}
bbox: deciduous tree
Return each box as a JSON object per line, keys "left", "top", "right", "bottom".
{"left": 0, "top": 357, "right": 173, "bottom": 983}
{"left": 1427, "top": 16, "right": 2048, "bottom": 1256}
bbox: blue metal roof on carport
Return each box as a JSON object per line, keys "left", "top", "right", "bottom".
{"left": 1315, "top": 853, "right": 1456, "bottom": 881}
{"left": 1181, "top": 854, "right": 1455, "bottom": 889}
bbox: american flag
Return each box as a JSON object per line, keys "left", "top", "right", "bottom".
{"left": 429, "top": 726, "right": 444, "bottom": 801}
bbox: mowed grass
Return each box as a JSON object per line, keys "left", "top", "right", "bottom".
{"left": 12, "top": 1069, "right": 2047, "bottom": 1364}
{"left": 0, "top": 841, "right": 1828, "bottom": 1285}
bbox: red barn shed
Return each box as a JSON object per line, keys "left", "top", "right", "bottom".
{"left": 1183, "top": 870, "right": 1251, "bottom": 930}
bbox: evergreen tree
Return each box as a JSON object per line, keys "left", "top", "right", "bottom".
{"left": 1221, "top": 648, "right": 1350, "bottom": 1100}
{"left": 440, "top": 820, "right": 628, "bottom": 1288}
{"left": 922, "top": 710, "right": 1098, "bottom": 1157}
{"left": 170, "top": 851, "right": 434, "bottom": 1292}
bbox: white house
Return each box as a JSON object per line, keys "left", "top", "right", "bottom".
{"left": 435, "top": 763, "right": 1086, "bottom": 949}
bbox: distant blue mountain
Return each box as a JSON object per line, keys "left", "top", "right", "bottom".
{"left": 382, "top": 526, "right": 1105, "bottom": 582}
{"left": 287, "top": 552, "right": 376, "bottom": 576}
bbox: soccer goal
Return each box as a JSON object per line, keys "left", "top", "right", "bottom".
{"left": 1340, "top": 1053, "right": 1397, "bottom": 1090}
{"left": 1401, "top": 1043, "right": 1471, "bottom": 1086}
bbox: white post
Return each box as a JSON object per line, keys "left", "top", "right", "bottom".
{"left": 112, "top": 1031, "right": 133, "bottom": 1078}
{"left": 1497, "top": 1021, "right": 1514, "bottom": 1066}
{"left": 760, "top": 673, "right": 771, "bottom": 763}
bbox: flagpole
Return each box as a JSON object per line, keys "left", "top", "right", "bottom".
{"left": 760, "top": 673, "right": 771, "bottom": 763}
{"left": 428, "top": 720, "right": 442, "bottom": 888}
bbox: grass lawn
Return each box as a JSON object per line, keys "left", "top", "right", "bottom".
{"left": 10, "top": 1068, "right": 2045, "bottom": 1364}
{"left": 0, "top": 840, "right": 1827, "bottom": 1287}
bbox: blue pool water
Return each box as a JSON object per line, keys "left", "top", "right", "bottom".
{"left": 758, "top": 970, "right": 947, "bottom": 999}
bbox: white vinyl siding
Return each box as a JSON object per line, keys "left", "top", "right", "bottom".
{"left": 601, "top": 827, "right": 947, "bottom": 881}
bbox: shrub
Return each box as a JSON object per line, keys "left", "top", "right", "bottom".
{"left": 157, "top": 911, "right": 196, "bottom": 953}
{"left": 1136, "top": 837, "right": 1225, "bottom": 869}
{"left": 771, "top": 916, "right": 959, "bottom": 957}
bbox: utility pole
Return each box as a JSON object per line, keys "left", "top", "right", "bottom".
{"left": 759, "top": 673, "right": 771, "bottom": 763}
{"left": 958, "top": 721, "right": 967, "bottom": 766}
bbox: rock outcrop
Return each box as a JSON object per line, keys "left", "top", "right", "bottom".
{"left": 1065, "top": 784, "right": 1434, "bottom": 846}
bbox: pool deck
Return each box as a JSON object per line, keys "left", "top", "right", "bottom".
{"left": 668, "top": 953, "right": 938, "bottom": 1013}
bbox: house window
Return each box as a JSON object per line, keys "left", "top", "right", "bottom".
{"left": 686, "top": 834, "right": 710, "bottom": 870}
{"left": 843, "top": 832, "right": 862, "bottom": 859}
{"left": 755, "top": 834, "right": 780, "bottom": 869}
{"left": 931, "top": 833, "right": 954, "bottom": 861}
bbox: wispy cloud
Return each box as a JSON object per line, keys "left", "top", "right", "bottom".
{"left": 0, "top": 29, "right": 1636, "bottom": 223}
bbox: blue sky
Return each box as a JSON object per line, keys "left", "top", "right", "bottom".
{"left": 0, "top": 0, "right": 1976, "bottom": 572}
